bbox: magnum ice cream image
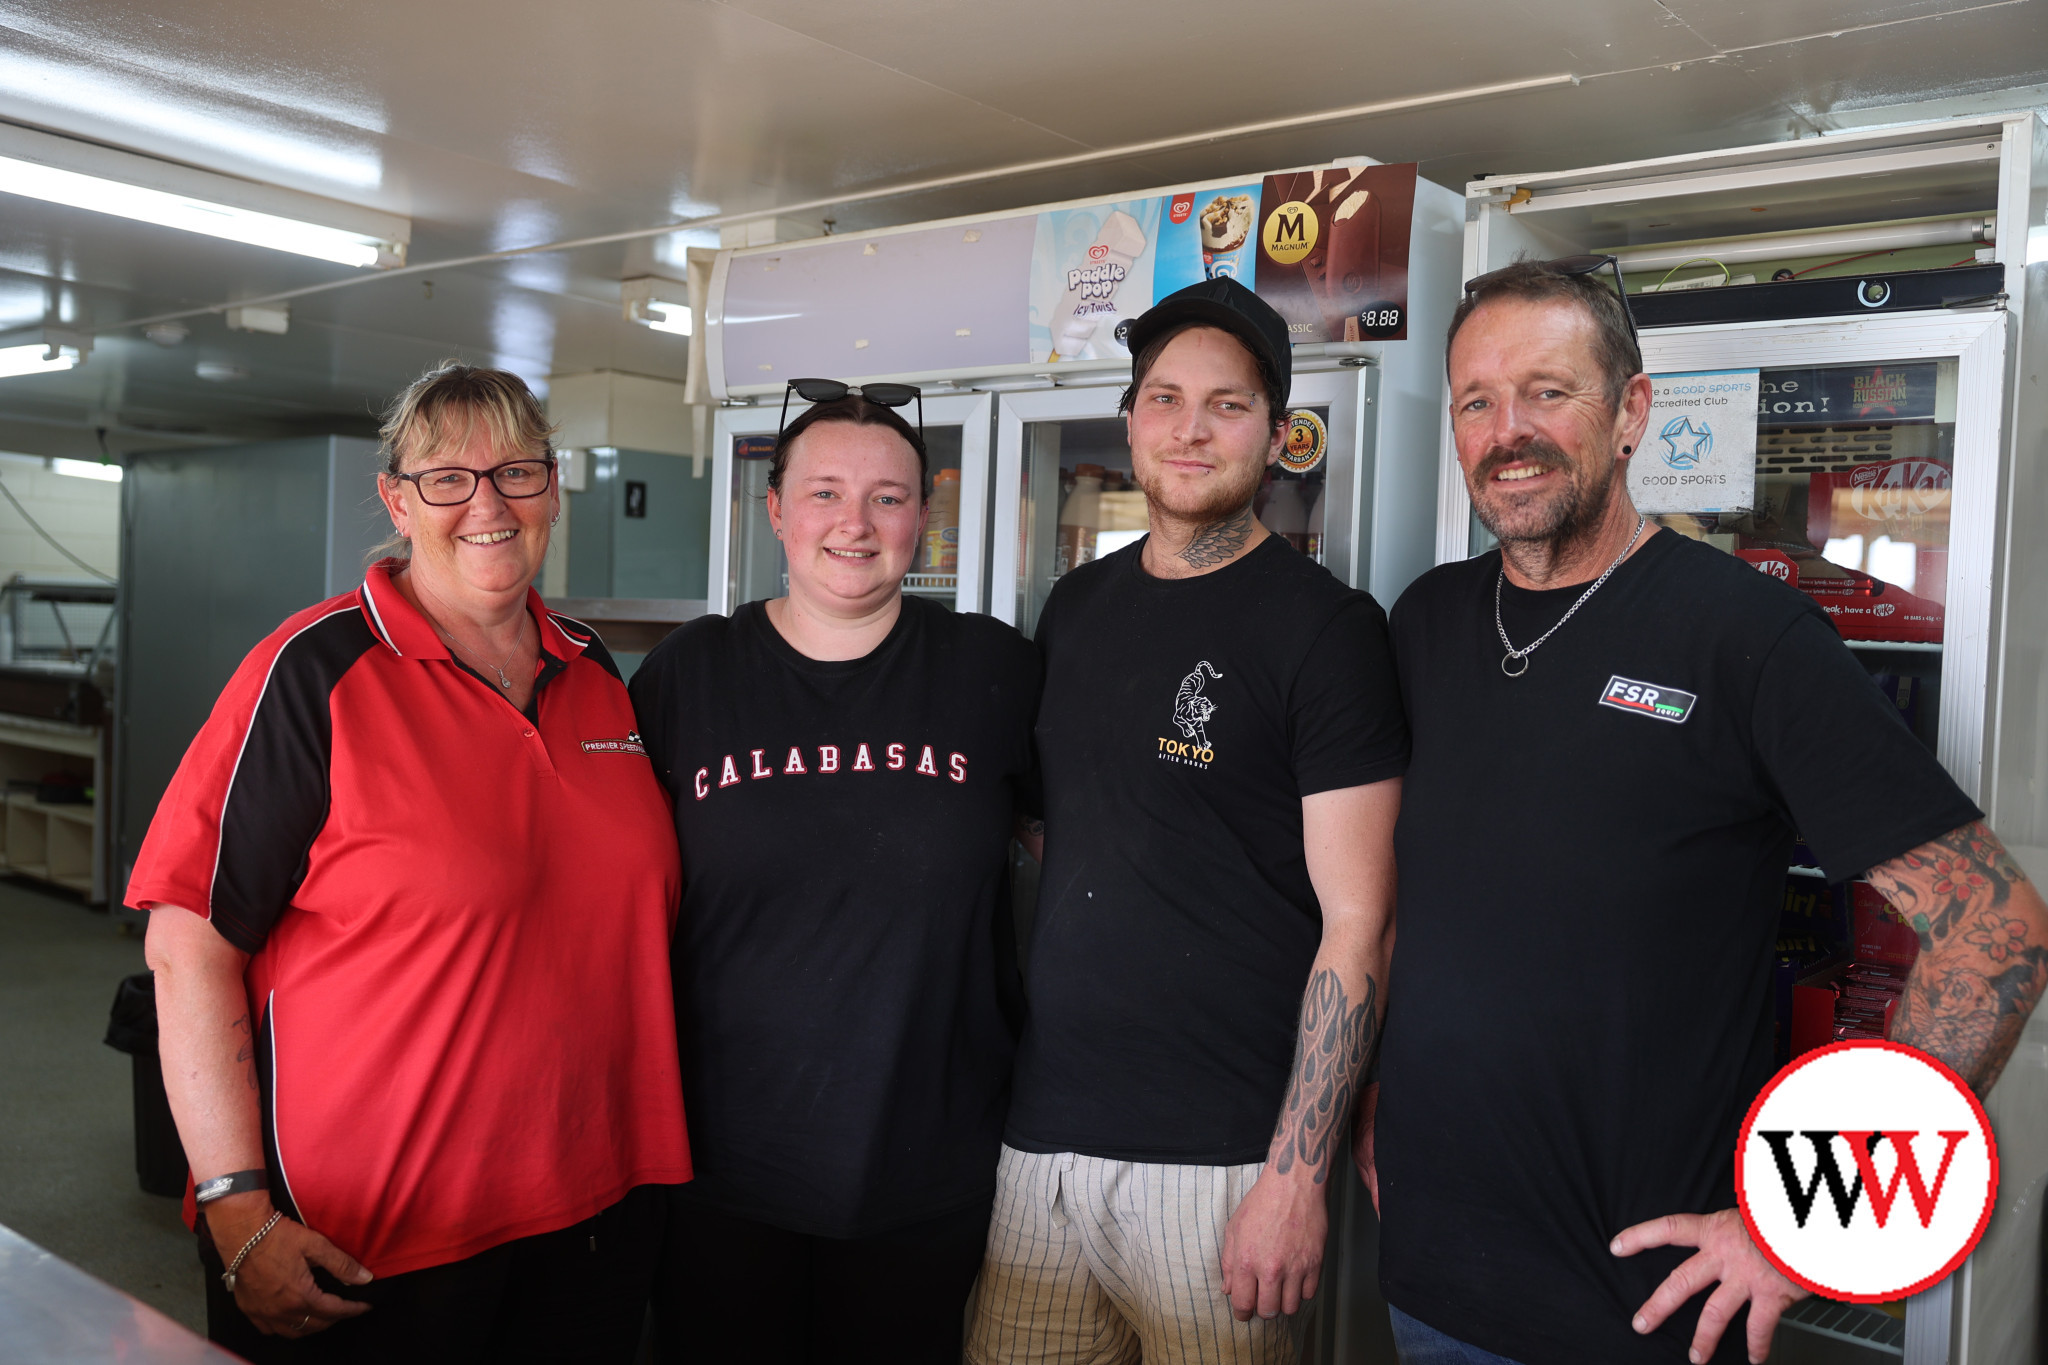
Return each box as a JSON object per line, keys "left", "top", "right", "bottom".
{"left": 1255, "top": 163, "right": 1417, "bottom": 342}
{"left": 1313, "top": 184, "right": 1382, "bottom": 339}
{"left": 1200, "top": 193, "right": 1255, "bottom": 279}
{"left": 1047, "top": 209, "right": 1148, "bottom": 361}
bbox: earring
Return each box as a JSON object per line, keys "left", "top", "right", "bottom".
{"left": 550, "top": 512, "right": 560, "bottom": 526}
{"left": 1622, "top": 445, "right": 1633, "bottom": 454}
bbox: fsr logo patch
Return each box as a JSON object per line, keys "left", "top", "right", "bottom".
{"left": 1598, "top": 675, "right": 1697, "bottom": 724}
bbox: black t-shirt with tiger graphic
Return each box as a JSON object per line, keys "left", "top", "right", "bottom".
{"left": 1005, "top": 534, "right": 1409, "bottom": 1164}
{"left": 629, "top": 593, "right": 1041, "bottom": 1238}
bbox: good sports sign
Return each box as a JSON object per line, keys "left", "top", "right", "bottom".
{"left": 1736, "top": 1041, "right": 1997, "bottom": 1302}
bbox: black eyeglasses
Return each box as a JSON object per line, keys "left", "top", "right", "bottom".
{"left": 392, "top": 458, "right": 555, "bottom": 506}
{"left": 1464, "top": 254, "right": 1638, "bottom": 344}
{"left": 779, "top": 378, "right": 923, "bottom": 438}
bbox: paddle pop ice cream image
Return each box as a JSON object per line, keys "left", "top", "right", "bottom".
{"left": 1046, "top": 209, "right": 1148, "bottom": 361}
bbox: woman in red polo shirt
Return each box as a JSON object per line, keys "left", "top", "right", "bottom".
{"left": 131, "top": 363, "right": 690, "bottom": 1363}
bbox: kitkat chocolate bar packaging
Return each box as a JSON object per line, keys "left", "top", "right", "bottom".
{"left": 1852, "top": 883, "right": 1921, "bottom": 967}
{"left": 1731, "top": 454, "right": 1951, "bottom": 643}
{"left": 1736, "top": 548, "right": 1944, "bottom": 643}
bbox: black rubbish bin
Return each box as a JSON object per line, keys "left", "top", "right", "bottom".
{"left": 104, "top": 972, "right": 190, "bottom": 1197}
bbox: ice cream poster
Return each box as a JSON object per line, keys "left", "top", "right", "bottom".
{"left": 1029, "top": 198, "right": 1163, "bottom": 363}
{"left": 1254, "top": 164, "right": 1416, "bottom": 343}
{"left": 1155, "top": 184, "right": 1263, "bottom": 297}
{"left": 1628, "top": 369, "right": 1760, "bottom": 515}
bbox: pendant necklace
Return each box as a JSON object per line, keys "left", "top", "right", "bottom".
{"left": 440, "top": 619, "right": 527, "bottom": 690}
{"left": 1495, "top": 516, "right": 1647, "bottom": 678}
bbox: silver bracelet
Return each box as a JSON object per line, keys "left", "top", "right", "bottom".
{"left": 221, "top": 1210, "right": 284, "bottom": 1293}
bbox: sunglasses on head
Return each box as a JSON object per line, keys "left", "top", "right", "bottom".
{"left": 778, "top": 378, "right": 924, "bottom": 438}
{"left": 1464, "top": 254, "right": 1638, "bottom": 344}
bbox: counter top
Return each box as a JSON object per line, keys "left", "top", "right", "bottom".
{"left": 0, "top": 1222, "right": 236, "bottom": 1363}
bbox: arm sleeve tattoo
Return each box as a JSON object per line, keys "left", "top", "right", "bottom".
{"left": 1868, "top": 820, "right": 2048, "bottom": 1095}
{"left": 1270, "top": 968, "right": 1378, "bottom": 1182}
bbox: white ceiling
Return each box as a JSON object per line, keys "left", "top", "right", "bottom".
{"left": 0, "top": 0, "right": 2043, "bottom": 457}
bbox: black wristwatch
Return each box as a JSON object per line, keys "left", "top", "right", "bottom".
{"left": 195, "top": 1169, "right": 269, "bottom": 1204}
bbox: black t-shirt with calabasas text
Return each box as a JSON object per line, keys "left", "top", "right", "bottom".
{"left": 1006, "top": 535, "right": 1409, "bottom": 1165}
{"left": 628, "top": 594, "right": 1040, "bottom": 1238}
{"left": 1376, "top": 531, "right": 1980, "bottom": 1365}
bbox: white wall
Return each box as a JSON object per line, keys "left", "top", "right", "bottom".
{"left": 0, "top": 455, "right": 121, "bottom": 584}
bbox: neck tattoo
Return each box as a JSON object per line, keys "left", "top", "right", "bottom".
{"left": 1178, "top": 506, "right": 1256, "bottom": 570}
{"left": 1494, "top": 515, "right": 1646, "bottom": 678}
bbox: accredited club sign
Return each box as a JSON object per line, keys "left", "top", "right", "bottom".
{"left": 1628, "top": 369, "right": 1759, "bottom": 515}
{"left": 1736, "top": 1041, "right": 1997, "bottom": 1302}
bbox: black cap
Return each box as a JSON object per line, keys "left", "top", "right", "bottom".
{"left": 1126, "top": 277, "right": 1292, "bottom": 410}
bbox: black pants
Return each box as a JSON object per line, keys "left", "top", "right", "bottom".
{"left": 200, "top": 1185, "right": 666, "bottom": 1365}
{"left": 652, "top": 1189, "right": 993, "bottom": 1364}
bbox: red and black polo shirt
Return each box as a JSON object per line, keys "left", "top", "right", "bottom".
{"left": 128, "top": 560, "right": 691, "bottom": 1277}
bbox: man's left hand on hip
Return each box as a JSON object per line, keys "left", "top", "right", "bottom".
{"left": 1612, "top": 1207, "right": 1807, "bottom": 1363}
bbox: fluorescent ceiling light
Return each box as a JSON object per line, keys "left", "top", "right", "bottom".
{"left": 621, "top": 277, "right": 694, "bottom": 337}
{"left": 0, "top": 343, "right": 79, "bottom": 379}
{"left": 642, "top": 300, "right": 693, "bottom": 336}
{"left": 52, "top": 458, "right": 121, "bottom": 482}
{"left": 0, "top": 123, "right": 407, "bottom": 269}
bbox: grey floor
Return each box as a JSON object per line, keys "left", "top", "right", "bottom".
{"left": 0, "top": 881, "right": 206, "bottom": 1333}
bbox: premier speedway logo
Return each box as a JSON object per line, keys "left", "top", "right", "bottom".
{"left": 1736, "top": 1041, "right": 1998, "bottom": 1301}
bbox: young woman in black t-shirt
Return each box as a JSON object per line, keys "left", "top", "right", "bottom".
{"left": 630, "top": 392, "right": 1041, "bottom": 1365}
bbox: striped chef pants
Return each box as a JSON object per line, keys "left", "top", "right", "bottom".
{"left": 966, "top": 1145, "right": 1305, "bottom": 1365}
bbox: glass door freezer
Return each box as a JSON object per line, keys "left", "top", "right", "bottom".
{"left": 991, "top": 362, "right": 1397, "bottom": 634}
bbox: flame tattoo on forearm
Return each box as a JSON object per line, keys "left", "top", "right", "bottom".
{"left": 1271, "top": 969, "right": 1377, "bottom": 1182}
{"left": 1868, "top": 820, "right": 2048, "bottom": 1095}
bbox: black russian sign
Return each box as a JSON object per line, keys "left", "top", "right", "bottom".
{"left": 1757, "top": 363, "right": 1939, "bottom": 428}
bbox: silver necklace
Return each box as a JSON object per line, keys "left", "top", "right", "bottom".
{"left": 439, "top": 620, "right": 527, "bottom": 690}
{"left": 1494, "top": 516, "right": 1647, "bottom": 678}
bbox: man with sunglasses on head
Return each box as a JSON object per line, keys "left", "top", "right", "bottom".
{"left": 1364, "top": 257, "right": 2048, "bottom": 1365}
{"left": 969, "top": 278, "right": 1407, "bottom": 1365}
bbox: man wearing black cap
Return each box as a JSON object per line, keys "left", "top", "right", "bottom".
{"left": 968, "top": 278, "right": 1408, "bottom": 1364}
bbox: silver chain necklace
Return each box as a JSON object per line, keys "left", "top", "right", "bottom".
{"left": 439, "top": 620, "right": 528, "bottom": 690}
{"left": 1494, "top": 516, "right": 1647, "bottom": 678}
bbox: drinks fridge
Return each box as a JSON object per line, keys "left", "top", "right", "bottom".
{"left": 1452, "top": 113, "right": 2048, "bottom": 1365}
{"left": 703, "top": 157, "right": 1462, "bottom": 1361}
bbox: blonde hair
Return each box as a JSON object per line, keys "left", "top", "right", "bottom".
{"left": 369, "top": 362, "right": 557, "bottom": 561}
